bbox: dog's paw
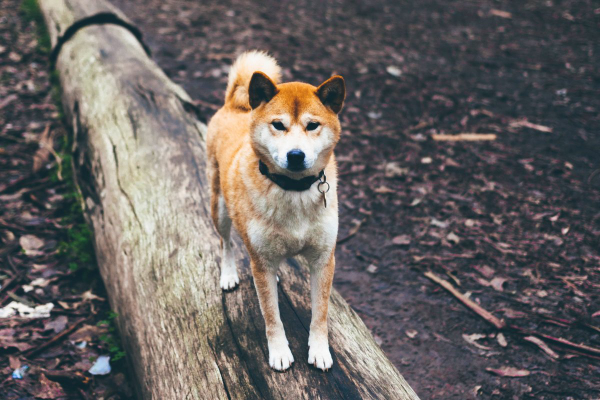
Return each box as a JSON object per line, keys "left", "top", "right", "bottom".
{"left": 220, "top": 272, "right": 239, "bottom": 291}
{"left": 308, "top": 343, "right": 333, "bottom": 371}
{"left": 268, "top": 342, "right": 294, "bottom": 371}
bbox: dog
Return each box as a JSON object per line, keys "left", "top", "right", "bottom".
{"left": 206, "top": 50, "right": 345, "bottom": 371}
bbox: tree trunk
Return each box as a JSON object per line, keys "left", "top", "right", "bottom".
{"left": 39, "top": 0, "right": 420, "bottom": 398}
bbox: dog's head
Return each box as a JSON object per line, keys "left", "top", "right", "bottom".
{"left": 248, "top": 73, "right": 345, "bottom": 177}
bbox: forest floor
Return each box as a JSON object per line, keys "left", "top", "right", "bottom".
{"left": 0, "top": 0, "right": 133, "bottom": 398}
{"left": 2, "top": 0, "right": 600, "bottom": 399}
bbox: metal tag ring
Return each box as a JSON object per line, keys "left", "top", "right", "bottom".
{"left": 317, "top": 181, "right": 330, "bottom": 194}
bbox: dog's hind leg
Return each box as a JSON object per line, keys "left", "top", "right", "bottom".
{"left": 209, "top": 161, "right": 239, "bottom": 290}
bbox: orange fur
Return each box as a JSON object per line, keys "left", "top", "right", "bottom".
{"left": 207, "top": 50, "right": 345, "bottom": 371}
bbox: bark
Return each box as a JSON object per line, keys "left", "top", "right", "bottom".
{"left": 39, "top": 0, "right": 420, "bottom": 398}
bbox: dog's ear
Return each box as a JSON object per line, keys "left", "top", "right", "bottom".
{"left": 316, "top": 75, "right": 346, "bottom": 114}
{"left": 249, "top": 72, "right": 277, "bottom": 109}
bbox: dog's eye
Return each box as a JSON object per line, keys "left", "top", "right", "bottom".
{"left": 271, "top": 121, "right": 286, "bottom": 131}
{"left": 307, "top": 122, "right": 320, "bottom": 131}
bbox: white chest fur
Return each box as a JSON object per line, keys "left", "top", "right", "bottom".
{"left": 246, "top": 185, "right": 338, "bottom": 261}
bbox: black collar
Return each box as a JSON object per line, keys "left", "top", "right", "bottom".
{"left": 259, "top": 160, "right": 324, "bottom": 192}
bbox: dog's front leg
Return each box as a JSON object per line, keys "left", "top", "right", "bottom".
{"left": 308, "top": 249, "right": 335, "bottom": 371}
{"left": 251, "top": 256, "right": 294, "bottom": 371}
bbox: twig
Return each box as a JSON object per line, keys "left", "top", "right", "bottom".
{"left": 43, "top": 369, "right": 90, "bottom": 387}
{"left": 425, "top": 271, "right": 600, "bottom": 360}
{"left": 23, "top": 317, "right": 87, "bottom": 358}
{"left": 432, "top": 133, "right": 497, "bottom": 141}
{"left": 510, "top": 321, "right": 600, "bottom": 357}
{"left": 523, "top": 336, "right": 559, "bottom": 359}
{"left": 337, "top": 217, "right": 367, "bottom": 244}
{"left": 424, "top": 271, "right": 505, "bottom": 329}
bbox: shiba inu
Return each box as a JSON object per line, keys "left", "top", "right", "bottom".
{"left": 206, "top": 50, "right": 345, "bottom": 371}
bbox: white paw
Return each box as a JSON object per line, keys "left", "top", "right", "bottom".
{"left": 268, "top": 342, "right": 294, "bottom": 371}
{"left": 220, "top": 272, "right": 239, "bottom": 291}
{"left": 308, "top": 343, "right": 333, "bottom": 371}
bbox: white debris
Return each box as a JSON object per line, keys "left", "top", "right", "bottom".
{"left": 89, "top": 355, "right": 111, "bottom": 375}
{"left": 386, "top": 65, "right": 402, "bottom": 77}
{"left": 0, "top": 301, "right": 54, "bottom": 318}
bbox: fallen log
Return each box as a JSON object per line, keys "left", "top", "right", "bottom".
{"left": 38, "top": 0, "right": 420, "bottom": 398}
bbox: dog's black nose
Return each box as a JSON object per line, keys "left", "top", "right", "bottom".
{"left": 286, "top": 149, "right": 306, "bottom": 171}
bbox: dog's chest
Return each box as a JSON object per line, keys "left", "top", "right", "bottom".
{"left": 246, "top": 191, "right": 337, "bottom": 260}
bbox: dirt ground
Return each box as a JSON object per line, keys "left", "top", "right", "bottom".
{"left": 3, "top": 0, "right": 600, "bottom": 398}
{"left": 1, "top": 1, "right": 133, "bottom": 398}
{"left": 107, "top": 0, "right": 600, "bottom": 398}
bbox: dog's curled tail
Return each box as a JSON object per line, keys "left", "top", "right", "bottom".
{"left": 225, "top": 50, "right": 281, "bottom": 110}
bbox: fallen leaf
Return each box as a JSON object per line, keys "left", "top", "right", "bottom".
{"left": 69, "top": 324, "right": 107, "bottom": 342}
{"left": 366, "top": 264, "right": 378, "bottom": 274}
{"left": 430, "top": 218, "right": 448, "bottom": 228}
{"left": 405, "top": 329, "right": 418, "bottom": 339}
{"left": 386, "top": 65, "right": 402, "bottom": 77}
{"left": 486, "top": 366, "right": 530, "bottom": 377}
{"left": 80, "top": 290, "right": 105, "bottom": 302}
{"left": 474, "top": 265, "right": 495, "bottom": 279}
{"left": 432, "top": 133, "right": 496, "bottom": 141}
{"left": 19, "top": 234, "right": 45, "bottom": 254}
{"left": 32, "top": 374, "right": 66, "bottom": 399}
{"left": 44, "top": 316, "right": 68, "bottom": 333}
{"left": 523, "top": 336, "right": 559, "bottom": 359}
{"left": 0, "top": 94, "right": 18, "bottom": 110}
{"left": 8, "top": 52, "right": 22, "bottom": 62}
{"left": 490, "top": 277, "right": 507, "bottom": 292}
{"left": 446, "top": 232, "right": 460, "bottom": 244}
{"left": 374, "top": 185, "right": 395, "bottom": 194}
{"left": 0, "top": 329, "right": 32, "bottom": 352}
{"left": 33, "top": 124, "right": 54, "bottom": 173}
{"left": 384, "top": 162, "right": 408, "bottom": 178}
{"left": 392, "top": 235, "right": 411, "bottom": 245}
{"left": 490, "top": 9, "right": 512, "bottom": 19}
{"left": 509, "top": 119, "right": 552, "bottom": 133}
{"left": 497, "top": 333, "right": 508, "bottom": 347}
{"left": 463, "top": 333, "right": 492, "bottom": 350}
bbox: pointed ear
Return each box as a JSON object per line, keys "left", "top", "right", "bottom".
{"left": 248, "top": 72, "right": 277, "bottom": 109}
{"left": 316, "top": 75, "right": 346, "bottom": 113}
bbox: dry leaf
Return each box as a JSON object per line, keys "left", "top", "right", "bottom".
{"left": 433, "top": 133, "right": 496, "bottom": 141}
{"left": 374, "top": 186, "right": 395, "bottom": 194}
{"left": 474, "top": 265, "right": 495, "bottom": 279}
{"left": 44, "top": 316, "right": 68, "bottom": 333}
{"left": 496, "top": 333, "right": 508, "bottom": 347}
{"left": 490, "top": 277, "right": 507, "bottom": 292}
{"left": 33, "top": 374, "right": 66, "bottom": 399}
{"left": 509, "top": 119, "right": 552, "bottom": 133}
{"left": 446, "top": 232, "right": 460, "bottom": 244}
{"left": 384, "top": 162, "right": 408, "bottom": 178}
{"left": 19, "top": 234, "right": 45, "bottom": 255}
{"left": 486, "top": 366, "right": 530, "bottom": 377}
{"left": 405, "top": 329, "right": 418, "bottom": 339}
{"left": 463, "top": 333, "right": 491, "bottom": 350}
{"left": 392, "top": 235, "right": 411, "bottom": 245}
{"left": 490, "top": 9, "right": 512, "bottom": 19}
{"left": 80, "top": 290, "right": 105, "bottom": 302}
{"left": 523, "top": 336, "right": 559, "bottom": 359}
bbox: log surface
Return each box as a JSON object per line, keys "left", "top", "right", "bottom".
{"left": 39, "top": 0, "right": 420, "bottom": 398}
